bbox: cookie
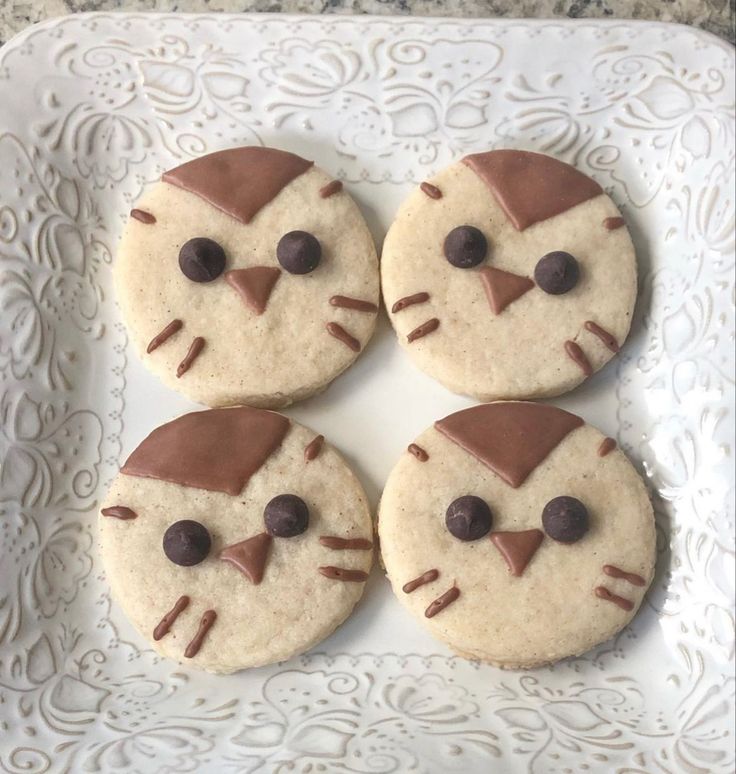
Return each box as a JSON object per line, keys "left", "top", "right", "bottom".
{"left": 381, "top": 149, "right": 637, "bottom": 401}
{"left": 378, "top": 402, "right": 654, "bottom": 668}
{"left": 116, "top": 146, "right": 379, "bottom": 408}
{"left": 99, "top": 407, "right": 373, "bottom": 673}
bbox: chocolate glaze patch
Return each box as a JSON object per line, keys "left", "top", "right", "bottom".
{"left": 462, "top": 150, "right": 603, "bottom": 231}
{"left": 101, "top": 506, "right": 138, "bottom": 520}
{"left": 121, "top": 407, "right": 290, "bottom": 496}
{"left": 435, "top": 402, "right": 583, "bottom": 488}
{"left": 225, "top": 267, "right": 281, "bottom": 315}
{"left": 163, "top": 147, "right": 313, "bottom": 225}
{"left": 220, "top": 533, "right": 272, "bottom": 584}
{"left": 491, "top": 529, "right": 544, "bottom": 576}
{"left": 479, "top": 266, "right": 534, "bottom": 315}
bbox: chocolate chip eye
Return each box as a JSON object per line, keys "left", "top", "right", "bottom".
{"left": 179, "top": 237, "right": 226, "bottom": 282}
{"left": 162, "top": 520, "right": 211, "bottom": 566}
{"left": 264, "top": 494, "right": 309, "bottom": 538}
{"left": 445, "top": 495, "right": 493, "bottom": 541}
{"left": 542, "top": 496, "right": 589, "bottom": 543}
{"left": 277, "top": 231, "right": 321, "bottom": 275}
{"left": 443, "top": 226, "right": 488, "bottom": 268}
{"left": 534, "top": 251, "right": 580, "bottom": 294}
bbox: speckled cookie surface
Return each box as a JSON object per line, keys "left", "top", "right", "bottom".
{"left": 378, "top": 402, "right": 654, "bottom": 668}
{"left": 99, "top": 407, "right": 373, "bottom": 674}
{"left": 381, "top": 150, "right": 637, "bottom": 401}
{"left": 115, "top": 146, "right": 379, "bottom": 408}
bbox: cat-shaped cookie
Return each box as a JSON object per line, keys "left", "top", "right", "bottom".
{"left": 99, "top": 407, "right": 373, "bottom": 673}
{"left": 378, "top": 402, "right": 654, "bottom": 667}
{"left": 116, "top": 147, "right": 379, "bottom": 407}
{"left": 381, "top": 149, "right": 636, "bottom": 401}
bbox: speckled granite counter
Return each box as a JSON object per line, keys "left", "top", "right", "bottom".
{"left": 2, "top": 0, "right": 734, "bottom": 46}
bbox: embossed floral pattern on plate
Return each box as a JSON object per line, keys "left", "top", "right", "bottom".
{"left": 0, "top": 14, "right": 733, "bottom": 774}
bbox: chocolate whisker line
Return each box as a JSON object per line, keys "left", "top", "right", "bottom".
{"left": 184, "top": 609, "right": 217, "bottom": 658}
{"left": 319, "top": 536, "right": 373, "bottom": 550}
{"left": 177, "top": 336, "right": 205, "bottom": 377}
{"left": 153, "top": 595, "right": 190, "bottom": 641}
{"left": 603, "top": 564, "right": 645, "bottom": 586}
{"left": 326, "top": 322, "right": 361, "bottom": 352}
{"left": 391, "top": 292, "right": 430, "bottom": 313}
{"left": 403, "top": 568, "right": 439, "bottom": 593}
{"left": 594, "top": 586, "right": 633, "bottom": 611}
{"left": 147, "top": 318, "right": 183, "bottom": 353}
{"left": 319, "top": 566, "right": 369, "bottom": 582}
{"left": 425, "top": 585, "right": 460, "bottom": 618}
{"left": 330, "top": 295, "right": 378, "bottom": 313}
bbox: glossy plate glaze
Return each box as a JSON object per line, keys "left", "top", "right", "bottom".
{"left": 0, "top": 13, "right": 733, "bottom": 773}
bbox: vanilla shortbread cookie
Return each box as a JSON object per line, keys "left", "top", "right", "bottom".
{"left": 378, "top": 402, "right": 654, "bottom": 668}
{"left": 99, "top": 407, "right": 373, "bottom": 674}
{"left": 381, "top": 150, "right": 637, "bottom": 401}
{"left": 116, "top": 147, "right": 379, "bottom": 407}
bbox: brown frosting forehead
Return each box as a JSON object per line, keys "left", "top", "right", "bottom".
{"left": 121, "top": 407, "right": 290, "bottom": 496}
{"left": 462, "top": 150, "right": 603, "bottom": 231}
{"left": 162, "top": 147, "right": 313, "bottom": 225}
{"left": 435, "top": 402, "right": 583, "bottom": 488}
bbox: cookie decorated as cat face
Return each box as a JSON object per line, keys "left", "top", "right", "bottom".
{"left": 379, "top": 402, "right": 654, "bottom": 667}
{"left": 381, "top": 150, "right": 637, "bottom": 401}
{"left": 99, "top": 407, "right": 373, "bottom": 673}
{"left": 115, "top": 147, "right": 379, "bottom": 408}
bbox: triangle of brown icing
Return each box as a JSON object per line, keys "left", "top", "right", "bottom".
{"left": 162, "top": 147, "right": 313, "bottom": 225}
{"left": 220, "top": 532, "right": 272, "bottom": 584}
{"left": 225, "top": 267, "right": 281, "bottom": 315}
{"left": 435, "top": 402, "right": 583, "bottom": 488}
{"left": 491, "top": 529, "right": 544, "bottom": 576}
{"left": 478, "top": 266, "right": 534, "bottom": 314}
{"left": 121, "top": 407, "right": 290, "bottom": 496}
{"left": 462, "top": 150, "right": 603, "bottom": 231}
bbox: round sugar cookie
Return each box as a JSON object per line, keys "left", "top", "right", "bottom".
{"left": 115, "top": 146, "right": 379, "bottom": 408}
{"left": 378, "top": 402, "right": 654, "bottom": 668}
{"left": 381, "top": 149, "right": 637, "bottom": 401}
{"left": 99, "top": 407, "right": 373, "bottom": 674}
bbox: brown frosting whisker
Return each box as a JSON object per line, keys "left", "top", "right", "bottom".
{"left": 420, "top": 182, "right": 442, "bottom": 199}
{"left": 326, "top": 322, "right": 361, "bottom": 352}
{"left": 130, "top": 208, "right": 156, "bottom": 224}
{"left": 425, "top": 586, "right": 460, "bottom": 618}
{"left": 304, "top": 434, "right": 324, "bottom": 462}
{"left": 584, "top": 321, "right": 619, "bottom": 353}
{"left": 407, "top": 318, "right": 439, "bottom": 343}
{"left": 594, "top": 586, "right": 633, "bottom": 611}
{"left": 153, "top": 595, "right": 190, "bottom": 641}
{"left": 603, "top": 564, "right": 645, "bottom": 587}
{"left": 318, "top": 566, "right": 369, "bottom": 582}
{"left": 147, "top": 319, "right": 183, "bottom": 354}
{"left": 320, "top": 180, "right": 343, "bottom": 198}
{"left": 184, "top": 609, "right": 217, "bottom": 657}
{"left": 101, "top": 506, "right": 137, "bottom": 520}
{"left": 564, "top": 340, "right": 593, "bottom": 377}
{"left": 177, "top": 337, "right": 205, "bottom": 377}
{"left": 330, "top": 295, "right": 378, "bottom": 313}
{"left": 319, "top": 536, "right": 373, "bottom": 550}
{"left": 392, "top": 292, "right": 429, "bottom": 313}
{"left": 403, "top": 569, "right": 439, "bottom": 593}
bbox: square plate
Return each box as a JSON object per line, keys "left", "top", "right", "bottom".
{"left": 0, "top": 13, "right": 734, "bottom": 773}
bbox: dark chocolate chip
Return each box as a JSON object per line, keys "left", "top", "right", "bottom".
{"left": 542, "top": 496, "right": 589, "bottom": 543}
{"left": 445, "top": 495, "right": 493, "bottom": 541}
{"left": 443, "top": 226, "right": 488, "bottom": 268}
{"left": 162, "top": 520, "right": 212, "bottom": 566}
{"left": 264, "top": 494, "right": 310, "bottom": 538}
{"left": 534, "top": 251, "right": 580, "bottom": 294}
{"left": 276, "top": 230, "right": 321, "bottom": 275}
{"left": 179, "top": 237, "right": 226, "bottom": 282}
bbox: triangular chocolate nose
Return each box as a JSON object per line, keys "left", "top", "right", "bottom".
{"left": 225, "top": 267, "right": 281, "bottom": 315}
{"left": 220, "top": 532, "right": 272, "bottom": 584}
{"left": 479, "top": 267, "right": 534, "bottom": 315}
{"left": 490, "top": 529, "right": 544, "bottom": 576}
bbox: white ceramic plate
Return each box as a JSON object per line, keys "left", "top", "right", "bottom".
{"left": 0, "top": 13, "right": 733, "bottom": 773}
